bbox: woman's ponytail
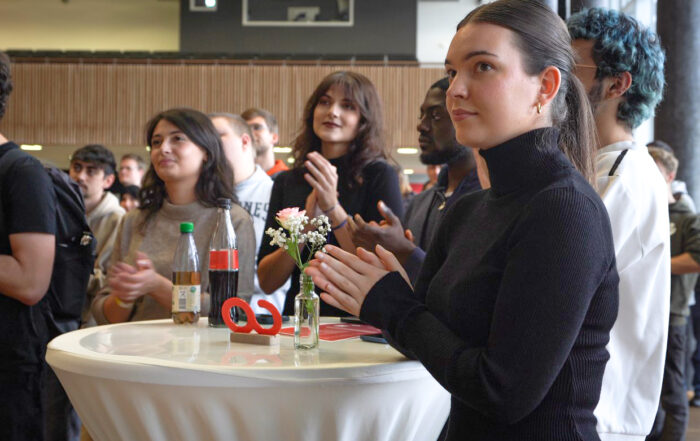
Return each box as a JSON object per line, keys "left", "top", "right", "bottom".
{"left": 558, "top": 76, "right": 598, "bottom": 187}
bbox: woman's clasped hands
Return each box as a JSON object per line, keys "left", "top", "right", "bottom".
{"left": 305, "top": 244, "right": 411, "bottom": 317}
{"left": 304, "top": 151, "right": 339, "bottom": 216}
{"left": 108, "top": 252, "right": 162, "bottom": 304}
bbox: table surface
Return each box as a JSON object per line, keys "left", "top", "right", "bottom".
{"left": 47, "top": 318, "right": 429, "bottom": 384}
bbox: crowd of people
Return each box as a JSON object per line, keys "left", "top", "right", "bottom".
{"left": 0, "top": 1, "right": 698, "bottom": 441}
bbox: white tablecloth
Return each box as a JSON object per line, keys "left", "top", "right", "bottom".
{"left": 47, "top": 319, "right": 450, "bottom": 441}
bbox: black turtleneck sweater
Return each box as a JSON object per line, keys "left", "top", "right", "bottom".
{"left": 360, "top": 129, "right": 619, "bottom": 441}
{"left": 258, "top": 155, "right": 403, "bottom": 316}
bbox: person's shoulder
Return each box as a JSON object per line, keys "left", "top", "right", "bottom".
{"left": 409, "top": 186, "right": 439, "bottom": 206}
{"left": 0, "top": 147, "right": 52, "bottom": 191}
{"left": 363, "top": 159, "right": 395, "bottom": 176}
{"left": 530, "top": 174, "right": 607, "bottom": 221}
{"left": 597, "top": 143, "right": 661, "bottom": 183}
{"left": 105, "top": 192, "right": 126, "bottom": 216}
{"left": 118, "top": 208, "right": 146, "bottom": 238}
{"left": 274, "top": 167, "right": 301, "bottom": 183}
{"left": 251, "top": 167, "right": 274, "bottom": 189}
{"left": 1, "top": 145, "right": 45, "bottom": 175}
{"left": 230, "top": 202, "right": 254, "bottom": 223}
{"left": 597, "top": 144, "right": 666, "bottom": 207}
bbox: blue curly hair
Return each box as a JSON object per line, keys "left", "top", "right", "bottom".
{"left": 567, "top": 8, "right": 665, "bottom": 129}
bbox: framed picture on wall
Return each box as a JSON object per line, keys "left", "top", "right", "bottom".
{"left": 242, "top": 0, "right": 354, "bottom": 27}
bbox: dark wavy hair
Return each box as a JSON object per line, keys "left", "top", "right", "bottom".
{"left": 71, "top": 144, "right": 117, "bottom": 176}
{"left": 139, "top": 108, "right": 236, "bottom": 229}
{"left": 292, "top": 71, "right": 387, "bottom": 186}
{"left": 431, "top": 77, "right": 450, "bottom": 92}
{"left": 0, "top": 52, "right": 13, "bottom": 121}
{"left": 567, "top": 8, "right": 665, "bottom": 130}
{"left": 458, "top": 0, "right": 597, "bottom": 185}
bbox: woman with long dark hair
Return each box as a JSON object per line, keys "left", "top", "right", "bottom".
{"left": 92, "top": 108, "right": 256, "bottom": 324}
{"left": 306, "top": 1, "right": 618, "bottom": 439}
{"left": 257, "top": 71, "right": 403, "bottom": 316}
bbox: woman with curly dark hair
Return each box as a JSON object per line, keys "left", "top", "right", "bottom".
{"left": 91, "top": 108, "right": 256, "bottom": 324}
{"left": 257, "top": 71, "right": 403, "bottom": 316}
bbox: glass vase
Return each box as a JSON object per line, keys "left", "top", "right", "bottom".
{"left": 294, "top": 273, "right": 320, "bottom": 349}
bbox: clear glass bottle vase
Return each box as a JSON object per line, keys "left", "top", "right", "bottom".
{"left": 294, "top": 272, "right": 320, "bottom": 349}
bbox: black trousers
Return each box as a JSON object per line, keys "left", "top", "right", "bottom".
{"left": 0, "top": 367, "right": 46, "bottom": 441}
{"left": 45, "top": 366, "right": 81, "bottom": 441}
{"left": 647, "top": 324, "right": 689, "bottom": 441}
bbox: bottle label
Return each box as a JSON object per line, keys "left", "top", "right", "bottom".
{"left": 209, "top": 249, "right": 238, "bottom": 270}
{"left": 230, "top": 249, "right": 238, "bottom": 270}
{"left": 172, "top": 284, "right": 201, "bottom": 313}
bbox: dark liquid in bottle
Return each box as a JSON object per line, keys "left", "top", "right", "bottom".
{"left": 172, "top": 271, "right": 201, "bottom": 324}
{"left": 208, "top": 270, "right": 239, "bottom": 327}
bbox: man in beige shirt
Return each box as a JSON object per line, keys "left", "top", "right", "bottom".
{"left": 69, "top": 144, "right": 125, "bottom": 326}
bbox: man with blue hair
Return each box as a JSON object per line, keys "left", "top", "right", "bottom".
{"left": 568, "top": 9, "right": 671, "bottom": 441}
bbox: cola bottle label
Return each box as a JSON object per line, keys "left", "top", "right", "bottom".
{"left": 209, "top": 250, "right": 239, "bottom": 270}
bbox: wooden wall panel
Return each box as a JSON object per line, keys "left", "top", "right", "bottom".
{"left": 0, "top": 63, "right": 445, "bottom": 152}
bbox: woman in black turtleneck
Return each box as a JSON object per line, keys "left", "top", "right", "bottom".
{"left": 257, "top": 71, "right": 403, "bottom": 316}
{"left": 305, "top": 1, "right": 619, "bottom": 440}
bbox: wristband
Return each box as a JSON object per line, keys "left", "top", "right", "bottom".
{"left": 331, "top": 218, "right": 348, "bottom": 231}
{"left": 321, "top": 204, "right": 337, "bottom": 215}
{"left": 114, "top": 297, "right": 134, "bottom": 309}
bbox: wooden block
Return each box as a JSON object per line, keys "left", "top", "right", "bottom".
{"left": 229, "top": 332, "right": 280, "bottom": 346}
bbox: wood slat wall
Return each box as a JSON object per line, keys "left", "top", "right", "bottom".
{"left": 0, "top": 63, "right": 445, "bottom": 151}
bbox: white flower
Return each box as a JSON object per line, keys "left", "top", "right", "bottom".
{"left": 266, "top": 206, "right": 331, "bottom": 269}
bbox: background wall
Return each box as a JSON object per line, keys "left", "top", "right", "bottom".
{"left": 0, "top": 0, "right": 664, "bottom": 177}
{"left": 180, "top": 0, "right": 417, "bottom": 57}
{"left": 0, "top": 62, "right": 443, "bottom": 170}
{"left": 0, "top": 0, "right": 179, "bottom": 51}
{"left": 416, "top": 0, "right": 478, "bottom": 66}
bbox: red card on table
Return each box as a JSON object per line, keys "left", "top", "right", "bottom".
{"left": 279, "top": 323, "right": 381, "bottom": 341}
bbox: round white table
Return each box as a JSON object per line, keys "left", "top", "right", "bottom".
{"left": 47, "top": 319, "right": 450, "bottom": 441}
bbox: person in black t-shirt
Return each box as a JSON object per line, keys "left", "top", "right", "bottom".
{"left": 0, "top": 50, "right": 57, "bottom": 441}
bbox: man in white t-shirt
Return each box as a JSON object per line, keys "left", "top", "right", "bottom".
{"left": 210, "top": 113, "right": 289, "bottom": 315}
{"left": 569, "top": 9, "right": 671, "bottom": 441}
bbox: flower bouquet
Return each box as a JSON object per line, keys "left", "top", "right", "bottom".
{"left": 266, "top": 208, "right": 330, "bottom": 349}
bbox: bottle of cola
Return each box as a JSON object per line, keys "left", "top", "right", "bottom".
{"left": 172, "top": 222, "right": 201, "bottom": 324}
{"left": 208, "top": 198, "right": 239, "bottom": 327}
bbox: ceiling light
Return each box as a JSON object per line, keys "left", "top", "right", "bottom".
{"left": 273, "top": 147, "right": 293, "bottom": 153}
{"left": 403, "top": 169, "right": 414, "bottom": 175}
{"left": 20, "top": 144, "right": 42, "bottom": 151}
{"left": 287, "top": 157, "right": 295, "bottom": 164}
{"left": 397, "top": 147, "right": 418, "bottom": 155}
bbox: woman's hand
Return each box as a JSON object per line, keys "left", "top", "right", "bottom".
{"left": 305, "top": 244, "right": 410, "bottom": 316}
{"left": 304, "top": 151, "right": 339, "bottom": 213}
{"left": 108, "top": 252, "right": 161, "bottom": 302}
{"left": 304, "top": 189, "right": 321, "bottom": 219}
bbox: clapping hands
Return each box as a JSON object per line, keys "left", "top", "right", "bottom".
{"left": 305, "top": 244, "right": 410, "bottom": 317}
{"left": 108, "top": 252, "right": 159, "bottom": 303}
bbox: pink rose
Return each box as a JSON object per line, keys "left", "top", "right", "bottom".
{"left": 276, "top": 207, "right": 306, "bottom": 230}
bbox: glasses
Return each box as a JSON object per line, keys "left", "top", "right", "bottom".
{"left": 575, "top": 63, "right": 598, "bottom": 73}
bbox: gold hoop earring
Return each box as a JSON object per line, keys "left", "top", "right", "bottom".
{"left": 536, "top": 103, "right": 542, "bottom": 114}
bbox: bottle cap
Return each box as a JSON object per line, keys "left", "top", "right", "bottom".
{"left": 180, "top": 222, "right": 194, "bottom": 233}
{"left": 217, "top": 198, "right": 232, "bottom": 210}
